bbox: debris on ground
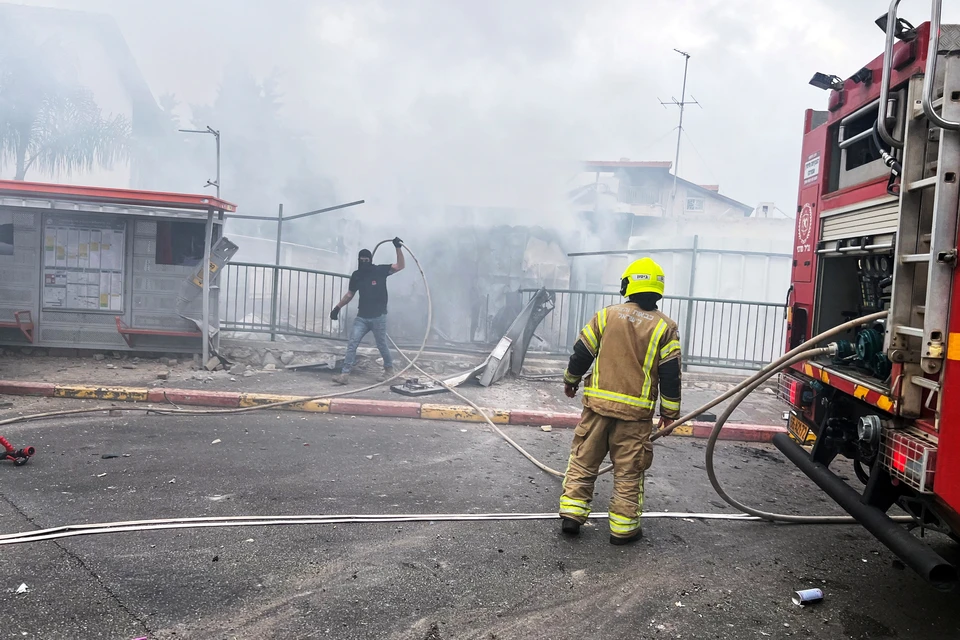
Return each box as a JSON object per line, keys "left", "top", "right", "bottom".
{"left": 15, "top": 583, "right": 28, "bottom": 594}
{"left": 540, "top": 425, "right": 552, "bottom": 432}
{"left": 792, "top": 588, "right": 824, "bottom": 606}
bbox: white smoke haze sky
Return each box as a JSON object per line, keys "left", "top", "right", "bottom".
{"left": 10, "top": 0, "right": 960, "bottom": 223}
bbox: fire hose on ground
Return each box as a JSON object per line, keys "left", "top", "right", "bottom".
{"left": 0, "top": 244, "right": 924, "bottom": 556}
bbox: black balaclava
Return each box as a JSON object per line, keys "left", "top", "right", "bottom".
{"left": 358, "top": 249, "right": 373, "bottom": 272}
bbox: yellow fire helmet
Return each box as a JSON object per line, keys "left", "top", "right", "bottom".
{"left": 620, "top": 257, "right": 666, "bottom": 297}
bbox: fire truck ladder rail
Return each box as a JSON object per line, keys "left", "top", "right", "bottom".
{"left": 886, "top": 48, "right": 960, "bottom": 383}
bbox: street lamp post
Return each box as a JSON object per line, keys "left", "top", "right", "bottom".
{"left": 179, "top": 126, "right": 221, "bottom": 198}
{"left": 179, "top": 126, "right": 221, "bottom": 368}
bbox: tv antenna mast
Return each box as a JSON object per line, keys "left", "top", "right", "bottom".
{"left": 659, "top": 49, "right": 701, "bottom": 202}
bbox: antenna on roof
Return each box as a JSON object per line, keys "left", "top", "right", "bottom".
{"left": 658, "top": 49, "right": 701, "bottom": 205}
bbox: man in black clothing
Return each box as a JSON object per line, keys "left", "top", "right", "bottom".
{"left": 330, "top": 237, "right": 405, "bottom": 384}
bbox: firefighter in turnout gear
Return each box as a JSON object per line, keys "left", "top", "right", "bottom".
{"left": 558, "top": 257, "right": 682, "bottom": 544}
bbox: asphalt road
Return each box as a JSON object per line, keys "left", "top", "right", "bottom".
{"left": 0, "top": 409, "right": 958, "bottom": 640}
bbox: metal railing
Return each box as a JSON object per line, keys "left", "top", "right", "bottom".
{"left": 520, "top": 288, "right": 787, "bottom": 370}
{"left": 221, "top": 262, "right": 351, "bottom": 340}
{"left": 221, "top": 261, "right": 787, "bottom": 369}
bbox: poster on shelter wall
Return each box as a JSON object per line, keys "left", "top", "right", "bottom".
{"left": 42, "top": 216, "right": 126, "bottom": 312}
{"left": 0, "top": 211, "right": 12, "bottom": 257}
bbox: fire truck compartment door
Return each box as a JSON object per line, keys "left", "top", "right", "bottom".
{"left": 794, "top": 186, "right": 819, "bottom": 283}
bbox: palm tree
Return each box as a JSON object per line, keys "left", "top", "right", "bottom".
{"left": 0, "top": 29, "right": 131, "bottom": 181}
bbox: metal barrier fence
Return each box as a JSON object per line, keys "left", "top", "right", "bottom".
{"left": 221, "top": 262, "right": 351, "bottom": 340}
{"left": 220, "top": 262, "right": 786, "bottom": 369}
{"left": 520, "top": 288, "right": 787, "bottom": 370}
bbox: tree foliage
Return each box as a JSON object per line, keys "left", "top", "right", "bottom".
{"left": 0, "top": 28, "right": 131, "bottom": 181}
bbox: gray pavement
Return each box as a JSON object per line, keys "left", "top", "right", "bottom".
{"left": 0, "top": 409, "right": 957, "bottom": 639}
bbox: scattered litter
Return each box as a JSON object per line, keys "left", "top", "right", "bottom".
{"left": 122, "top": 364, "right": 137, "bottom": 370}
{"left": 96, "top": 473, "right": 107, "bottom": 478}
{"left": 540, "top": 425, "right": 552, "bottom": 432}
{"left": 168, "top": 478, "right": 176, "bottom": 484}
{"left": 682, "top": 518, "right": 695, "bottom": 523}
{"left": 101, "top": 453, "right": 120, "bottom": 459}
{"left": 303, "top": 443, "right": 310, "bottom": 446}
{"left": 365, "top": 455, "right": 374, "bottom": 460}
{"left": 212, "top": 555, "right": 219, "bottom": 562}
{"left": 157, "top": 372, "right": 169, "bottom": 380}
{"left": 122, "top": 454, "right": 131, "bottom": 458}
{"left": 460, "top": 429, "right": 468, "bottom": 433}
{"left": 792, "top": 588, "right": 824, "bottom": 606}
{"left": 674, "top": 601, "right": 684, "bottom": 608}
{"left": 105, "top": 364, "right": 116, "bottom": 369}
{"left": 211, "top": 439, "right": 222, "bottom": 445}
{"left": 861, "top": 558, "right": 868, "bottom": 563}
{"left": 16, "top": 583, "right": 28, "bottom": 594}
{"left": 244, "top": 538, "right": 254, "bottom": 543}
{"left": 656, "top": 625, "right": 666, "bottom": 631}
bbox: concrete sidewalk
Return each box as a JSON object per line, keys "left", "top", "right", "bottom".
{"left": 0, "top": 351, "right": 785, "bottom": 418}
{"left": 0, "top": 350, "right": 788, "bottom": 442}
{"left": 0, "top": 381, "right": 786, "bottom": 444}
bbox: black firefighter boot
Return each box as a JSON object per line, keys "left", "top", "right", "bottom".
{"left": 560, "top": 517, "right": 581, "bottom": 536}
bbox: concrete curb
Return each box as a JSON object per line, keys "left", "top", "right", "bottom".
{"left": 0, "top": 380, "right": 787, "bottom": 443}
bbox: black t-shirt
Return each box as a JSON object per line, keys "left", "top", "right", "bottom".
{"left": 349, "top": 264, "right": 393, "bottom": 318}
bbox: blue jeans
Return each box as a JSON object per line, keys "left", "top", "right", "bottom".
{"left": 342, "top": 314, "right": 393, "bottom": 374}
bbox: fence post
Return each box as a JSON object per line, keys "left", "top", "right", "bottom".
{"left": 681, "top": 234, "right": 699, "bottom": 371}
{"left": 269, "top": 203, "right": 283, "bottom": 341}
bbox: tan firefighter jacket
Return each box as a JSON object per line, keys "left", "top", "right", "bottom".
{"left": 564, "top": 303, "right": 682, "bottom": 422}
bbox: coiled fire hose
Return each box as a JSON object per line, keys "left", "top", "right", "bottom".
{"left": 0, "top": 240, "right": 897, "bottom": 542}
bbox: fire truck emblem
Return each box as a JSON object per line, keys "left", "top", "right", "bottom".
{"left": 798, "top": 203, "right": 814, "bottom": 245}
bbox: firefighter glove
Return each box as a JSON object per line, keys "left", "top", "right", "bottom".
{"left": 564, "top": 382, "right": 579, "bottom": 399}
{"left": 392, "top": 236, "right": 403, "bottom": 248}
{"left": 330, "top": 306, "right": 340, "bottom": 321}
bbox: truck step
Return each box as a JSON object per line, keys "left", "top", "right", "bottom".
{"left": 911, "top": 376, "right": 940, "bottom": 392}
{"left": 916, "top": 305, "right": 926, "bottom": 315}
{"left": 900, "top": 253, "right": 932, "bottom": 264}
{"left": 915, "top": 97, "right": 944, "bottom": 119}
{"left": 895, "top": 325, "right": 925, "bottom": 338}
{"left": 906, "top": 176, "right": 939, "bottom": 192}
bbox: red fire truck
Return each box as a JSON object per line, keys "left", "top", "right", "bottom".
{"left": 779, "top": 3, "right": 960, "bottom": 589}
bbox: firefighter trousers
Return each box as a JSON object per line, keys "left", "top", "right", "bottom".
{"left": 558, "top": 407, "right": 654, "bottom": 538}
